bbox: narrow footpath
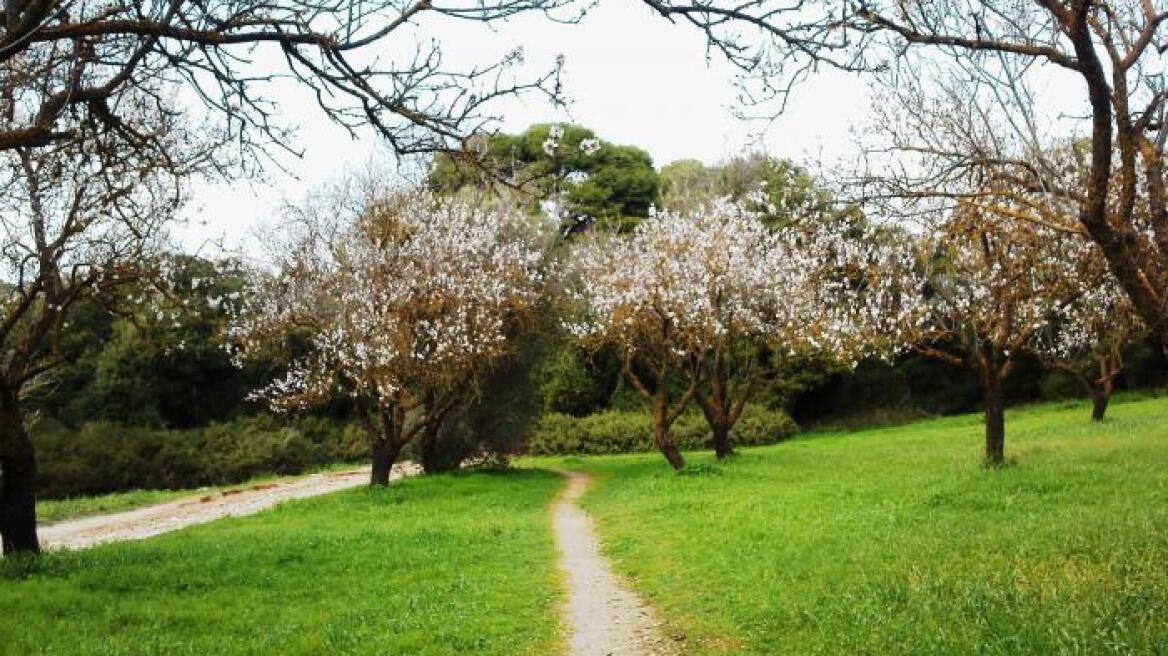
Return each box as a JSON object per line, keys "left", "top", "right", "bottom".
{"left": 39, "top": 464, "right": 418, "bottom": 549}
{"left": 552, "top": 470, "right": 675, "bottom": 656}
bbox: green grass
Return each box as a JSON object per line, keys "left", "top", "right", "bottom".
{"left": 3, "top": 469, "right": 564, "bottom": 656}
{"left": 36, "top": 462, "right": 365, "bottom": 524}
{"left": 38, "top": 488, "right": 212, "bottom": 524}
{"left": 558, "top": 395, "right": 1168, "bottom": 655}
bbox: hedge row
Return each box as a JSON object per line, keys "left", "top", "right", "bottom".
{"left": 33, "top": 415, "right": 369, "bottom": 499}
{"left": 527, "top": 404, "right": 798, "bottom": 455}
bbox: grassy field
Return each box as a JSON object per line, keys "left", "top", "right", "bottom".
{"left": 2, "top": 469, "right": 564, "bottom": 656}
{"left": 563, "top": 394, "right": 1168, "bottom": 655}
{"left": 35, "top": 462, "right": 366, "bottom": 524}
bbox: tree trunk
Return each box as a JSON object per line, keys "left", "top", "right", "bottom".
{"left": 419, "top": 421, "right": 460, "bottom": 474}
{"left": 1090, "top": 376, "right": 1114, "bottom": 422}
{"left": 711, "top": 422, "right": 733, "bottom": 459}
{"left": 983, "top": 377, "right": 1006, "bottom": 466}
{"left": 696, "top": 396, "right": 734, "bottom": 459}
{"left": 696, "top": 367, "right": 735, "bottom": 460}
{"left": 0, "top": 400, "right": 39, "bottom": 555}
{"left": 654, "top": 426, "right": 686, "bottom": 471}
{"left": 1090, "top": 393, "right": 1110, "bottom": 422}
{"left": 370, "top": 437, "right": 402, "bottom": 487}
{"left": 652, "top": 392, "right": 685, "bottom": 471}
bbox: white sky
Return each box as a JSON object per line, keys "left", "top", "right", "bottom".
{"left": 174, "top": 3, "right": 884, "bottom": 253}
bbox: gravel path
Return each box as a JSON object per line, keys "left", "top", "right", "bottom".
{"left": 553, "top": 470, "right": 675, "bottom": 656}
{"left": 39, "top": 464, "right": 418, "bottom": 550}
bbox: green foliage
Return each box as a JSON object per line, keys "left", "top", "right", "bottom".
{"left": 527, "top": 405, "right": 797, "bottom": 455}
{"left": 412, "top": 332, "right": 551, "bottom": 470}
{"left": 32, "top": 255, "right": 257, "bottom": 430}
{"left": 658, "top": 152, "right": 831, "bottom": 228}
{"left": 790, "top": 351, "right": 1058, "bottom": 426}
{"left": 563, "top": 395, "right": 1168, "bottom": 655}
{"left": 2, "top": 470, "right": 563, "bottom": 655}
{"left": 536, "top": 342, "right": 620, "bottom": 416}
{"left": 32, "top": 416, "right": 367, "bottom": 499}
{"left": 429, "top": 123, "right": 659, "bottom": 231}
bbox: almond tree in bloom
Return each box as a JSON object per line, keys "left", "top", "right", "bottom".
{"left": 566, "top": 199, "right": 832, "bottom": 468}
{"left": 852, "top": 208, "right": 1091, "bottom": 465}
{"left": 227, "top": 188, "right": 547, "bottom": 485}
{"left": 636, "top": 0, "right": 1168, "bottom": 352}
{"left": 684, "top": 201, "right": 781, "bottom": 459}
{"left": 1034, "top": 252, "right": 1146, "bottom": 422}
{"left": 565, "top": 224, "right": 702, "bottom": 470}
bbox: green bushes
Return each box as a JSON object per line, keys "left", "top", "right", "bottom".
{"left": 33, "top": 403, "right": 796, "bottom": 496}
{"left": 527, "top": 404, "right": 798, "bottom": 455}
{"left": 33, "top": 415, "right": 368, "bottom": 499}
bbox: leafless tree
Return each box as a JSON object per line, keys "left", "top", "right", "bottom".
{"left": 0, "top": 0, "right": 575, "bottom": 164}
{"left": 0, "top": 110, "right": 196, "bottom": 554}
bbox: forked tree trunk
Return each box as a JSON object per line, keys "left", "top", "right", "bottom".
{"left": 1065, "top": 367, "right": 1116, "bottom": 423}
{"left": 1091, "top": 376, "right": 1115, "bottom": 422}
{"left": 696, "top": 367, "right": 735, "bottom": 459}
{"left": 419, "top": 392, "right": 462, "bottom": 474}
{"left": 370, "top": 437, "right": 403, "bottom": 487}
{"left": 0, "top": 396, "right": 39, "bottom": 555}
{"left": 983, "top": 376, "right": 1006, "bottom": 466}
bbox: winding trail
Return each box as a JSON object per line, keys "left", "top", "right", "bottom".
{"left": 553, "top": 470, "right": 674, "bottom": 656}
{"left": 39, "top": 464, "right": 419, "bottom": 550}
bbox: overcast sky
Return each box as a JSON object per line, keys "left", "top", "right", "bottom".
{"left": 177, "top": 3, "right": 871, "bottom": 254}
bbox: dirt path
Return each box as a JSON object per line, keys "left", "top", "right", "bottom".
{"left": 39, "top": 464, "right": 419, "bottom": 550}
{"left": 553, "top": 470, "right": 675, "bottom": 656}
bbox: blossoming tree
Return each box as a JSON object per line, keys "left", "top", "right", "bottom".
{"left": 1034, "top": 252, "right": 1146, "bottom": 421}
{"left": 228, "top": 188, "right": 546, "bottom": 485}
{"left": 566, "top": 199, "right": 838, "bottom": 467}
{"left": 566, "top": 223, "right": 703, "bottom": 470}
{"left": 853, "top": 207, "right": 1090, "bottom": 464}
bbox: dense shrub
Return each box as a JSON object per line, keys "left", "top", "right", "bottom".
{"left": 527, "top": 404, "right": 798, "bottom": 455}
{"left": 33, "top": 416, "right": 368, "bottom": 499}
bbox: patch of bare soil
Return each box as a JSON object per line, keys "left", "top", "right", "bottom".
{"left": 39, "top": 464, "right": 420, "bottom": 550}
{"left": 553, "top": 470, "right": 677, "bottom": 656}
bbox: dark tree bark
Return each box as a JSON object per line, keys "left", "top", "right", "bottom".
{"left": 696, "top": 397, "right": 735, "bottom": 459}
{"left": 650, "top": 391, "right": 686, "bottom": 471}
{"left": 0, "top": 394, "right": 39, "bottom": 554}
{"left": 418, "top": 420, "right": 460, "bottom": 475}
{"left": 1060, "top": 366, "right": 1118, "bottom": 423}
{"left": 1090, "top": 392, "right": 1110, "bottom": 422}
{"left": 418, "top": 388, "right": 464, "bottom": 474}
{"left": 654, "top": 425, "right": 687, "bottom": 471}
{"left": 370, "top": 437, "right": 401, "bottom": 487}
{"left": 695, "top": 350, "right": 738, "bottom": 459}
{"left": 1089, "top": 375, "right": 1115, "bottom": 422}
{"left": 710, "top": 422, "right": 733, "bottom": 460}
{"left": 357, "top": 395, "right": 407, "bottom": 487}
{"left": 982, "top": 374, "right": 1006, "bottom": 466}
